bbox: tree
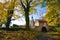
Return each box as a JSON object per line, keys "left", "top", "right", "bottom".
{"left": 19, "top": 0, "right": 45, "bottom": 29}
{"left": 0, "top": 0, "right": 45, "bottom": 29}
{"left": 0, "top": 0, "right": 20, "bottom": 28}
{"left": 4, "top": 0, "right": 16, "bottom": 29}
{"left": 45, "top": 0, "right": 60, "bottom": 26}
{"left": 0, "top": 2, "right": 7, "bottom": 25}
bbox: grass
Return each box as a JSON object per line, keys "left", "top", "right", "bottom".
{"left": 0, "top": 29, "right": 41, "bottom": 40}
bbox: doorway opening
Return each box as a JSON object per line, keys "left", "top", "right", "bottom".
{"left": 41, "top": 27, "right": 47, "bottom": 32}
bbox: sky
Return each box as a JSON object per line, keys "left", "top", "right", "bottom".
{"left": 30, "top": 6, "right": 46, "bottom": 20}
{"left": 0, "top": 0, "right": 46, "bottom": 25}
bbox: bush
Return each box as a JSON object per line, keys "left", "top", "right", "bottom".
{"left": 49, "top": 27, "right": 56, "bottom": 32}
{"left": 55, "top": 27, "right": 60, "bottom": 33}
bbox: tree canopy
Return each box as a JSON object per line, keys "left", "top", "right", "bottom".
{"left": 45, "top": 0, "right": 60, "bottom": 26}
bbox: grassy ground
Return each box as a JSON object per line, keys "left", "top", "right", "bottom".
{"left": 0, "top": 29, "right": 41, "bottom": 40}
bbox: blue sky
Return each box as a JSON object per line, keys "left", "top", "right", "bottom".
{"left": 30, "top": 6, "right": 46, "bottom": 20}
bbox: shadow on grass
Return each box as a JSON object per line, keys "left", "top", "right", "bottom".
{"left": 0, "top": 28, "right": 27, "bottom": 31}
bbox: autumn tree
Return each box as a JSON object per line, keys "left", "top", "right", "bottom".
{"left": 0, "top": 0, "right": 46, "bottom": 29}
{"left": 45, "top": 0, "right": 60, "bottom": 26}
{"left": 19, "top": 0, "right": 46, "bottom": 29}
{"left": 5, "top": 0, "right": 16, "bottom": 29}
{"left": 0, "top": 0, "right": 20, "bottom": 28}
{"left": 0, "top": 2, "right": 8, "bottom": 26}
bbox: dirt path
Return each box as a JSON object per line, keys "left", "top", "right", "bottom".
{"left": 38, "top": 32, "right": 59, "bottom": 40}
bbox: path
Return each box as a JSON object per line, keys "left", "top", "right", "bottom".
{"left": 38, "top": 32, "right": 60, "bottom": 40}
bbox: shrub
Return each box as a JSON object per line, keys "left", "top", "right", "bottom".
{"left": 55, "top": 27, "right": 60, "bottom": 33}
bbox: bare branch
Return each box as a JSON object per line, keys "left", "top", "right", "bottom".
{"left": 20, "top": 0, "right": 26, "bottom": 9}
{"left": 26, "top": 0, "right": 28, "bottom": 3}
{"left": 29, "top": 0, "right": 32, "bottom": 4}
{"left": 28, "top": 0, "right": 32, "bottom": 8}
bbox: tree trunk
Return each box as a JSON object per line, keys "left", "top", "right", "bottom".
{"left": 25, "top": 10, "right": 30, "bottom": 30}
{"left": 6, "top": 10, "right": 13, "bottom": 29}
{"left": 6, "top": 16, "right": 11, "bottom": 29}
{"left": 20, "top": 0, "right": 31, "bottom": 30}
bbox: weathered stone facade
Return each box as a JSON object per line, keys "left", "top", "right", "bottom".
{"left": 30, "top": 19, "right": 49, "bottom": 31}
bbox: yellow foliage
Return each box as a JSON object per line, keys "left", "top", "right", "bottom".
{"left": 15, "top": 2, "right": 20, "bottom": 7}
{"left": 0, "top": 10, "right": 7, "bottom": 23}
{"left": 0, "top": 2, "right": 4, "bottom": 10}
{"left": 45, "top": 0, "right": 60, "bottom": 26}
